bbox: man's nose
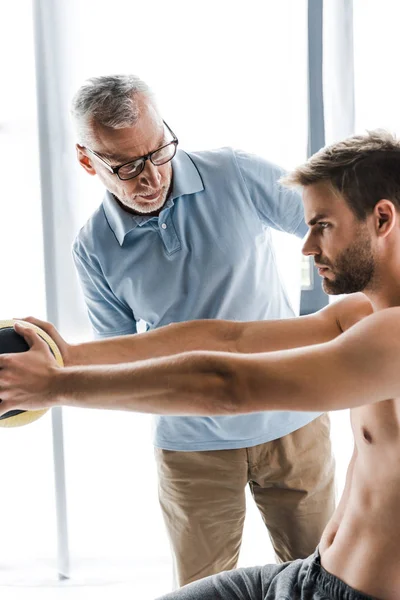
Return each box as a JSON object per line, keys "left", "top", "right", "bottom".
{"left": 139, "top": 160, "right": 161, "bottom": 188}
{"left": 302, "top": 233, "right": 320, "bottom": 256}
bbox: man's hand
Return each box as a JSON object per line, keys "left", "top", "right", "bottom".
{"left": 15, "top": 316, "right": 72, "bottom": 365}
{"left": 0, "top": 322, "right": 61, "bottom": 415}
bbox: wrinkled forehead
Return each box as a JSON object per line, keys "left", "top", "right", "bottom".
{"left": 302, "top": 182, "right": 349, "bottom": 224}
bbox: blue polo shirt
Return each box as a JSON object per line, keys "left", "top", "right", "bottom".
{"left": 73, "top": 148, "right": 320, "bottom": 451}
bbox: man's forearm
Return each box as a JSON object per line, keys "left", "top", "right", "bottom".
{"left": 66, "top": 307, "right": 344, "bottom": 369}
{"left": 54, "top": 339, "right": 365, "bottom": 416}
{"left": 54, "top": 351, "right": 239, "bottom": 415}
{"left": 68, "top": 320, "right": 240, "bottom": 367}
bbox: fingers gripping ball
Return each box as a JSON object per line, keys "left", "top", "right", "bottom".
{"left": 0, "top": 320, "right": 63, "bottom": 427}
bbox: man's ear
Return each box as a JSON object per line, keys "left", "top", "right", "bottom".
{"left": 76, "top": 144, "right": 96, "bottom": 176}
{"left": 373, "top": 200, "right": 397, "bottom": 238}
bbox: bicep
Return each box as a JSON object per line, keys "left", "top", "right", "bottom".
{"left": 239, "top": 309, "right": 400, "bottom": 413}
{"left": 236, "top": 307, "right": 342, "bottom": 354}
{"left": 237, "top": 293, "right": 372, "bottom": 357}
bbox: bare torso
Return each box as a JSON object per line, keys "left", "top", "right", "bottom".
{"left": 319, "top": 330, "right": 400, "bottom": 600}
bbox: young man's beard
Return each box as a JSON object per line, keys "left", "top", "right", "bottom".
{"left": 319, "top": 231, "right": 375, "bottom": 295}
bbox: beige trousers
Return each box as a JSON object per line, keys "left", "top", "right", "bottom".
{"left": 155, "top": 414, "right": 336, "bottom": 587}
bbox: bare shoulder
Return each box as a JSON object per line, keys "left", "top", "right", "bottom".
{"left": 327, "top": 293, "right": 374, "bottom": 332}
{"left": 363, "top": 306, "right": 400, "bottom": 332}
{"left": 339, "top": 307, "right": 400, "bottom": 360}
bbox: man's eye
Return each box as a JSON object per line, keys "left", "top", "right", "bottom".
{"left": 318, "top": 222, "right": 330, "bottom": 229}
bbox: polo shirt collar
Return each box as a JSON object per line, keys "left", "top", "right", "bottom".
{"left": 102, "top": 149, "right": 204, "bottom": 246}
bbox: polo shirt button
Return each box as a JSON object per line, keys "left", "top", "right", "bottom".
{"left": 161, "top": 223, "right": 167, "bottom": 229}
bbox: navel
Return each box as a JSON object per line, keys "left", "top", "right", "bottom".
{"left": 362, "top": 427, "right": 373, "bottom": 444}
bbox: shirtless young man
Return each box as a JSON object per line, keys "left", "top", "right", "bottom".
{"left": 1, "top": 129, "right": 400, "bottom": 599}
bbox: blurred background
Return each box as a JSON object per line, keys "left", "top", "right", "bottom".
{"left": 0, "top": 0, "right": 398, "bottom": 598}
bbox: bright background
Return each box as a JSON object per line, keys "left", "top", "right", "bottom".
{"left": 0, "top": 1, "right": 395, "bottom": 598}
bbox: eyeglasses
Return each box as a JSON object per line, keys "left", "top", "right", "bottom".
{"left": 85, "top": 121, "right": 178, "bottom": 181}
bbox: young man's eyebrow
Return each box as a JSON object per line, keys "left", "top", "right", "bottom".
{"left": 307, "top": 213, "right": 330, "bottom": 226}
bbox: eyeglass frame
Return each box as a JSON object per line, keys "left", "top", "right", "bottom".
{"left": 83, "top": 120, "right": 178, "bottom": 181}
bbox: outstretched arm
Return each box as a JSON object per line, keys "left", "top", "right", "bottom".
{"left": 22, "top": 292, "right": 370, "bottom": 366}
{"left": 233, "top": 307, "right": 400, "bottom": 413}
{"left": 0, "top": 305, "right": 398, "bottom": 416}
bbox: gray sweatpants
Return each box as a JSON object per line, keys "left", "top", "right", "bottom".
{"left": 156, "top": 549, "right": 378, "bottom": 600}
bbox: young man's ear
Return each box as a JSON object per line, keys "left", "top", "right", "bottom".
{"left": 76, "top": 144, "right": 96, "bottom": 176}
{"left": 374, "top": 200, "right": 397, "bottom": 237}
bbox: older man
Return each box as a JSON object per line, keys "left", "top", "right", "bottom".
{"left": 67, "top": 74, "right": 334, "bottom": 584}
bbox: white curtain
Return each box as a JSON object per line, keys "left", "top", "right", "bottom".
{"left": 323, "top": 0, "right": 355, "bottom": 145}
{"left": 353, "top": 0, "right": 400, "bottom": 134}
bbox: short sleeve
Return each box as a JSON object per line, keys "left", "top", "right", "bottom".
{"left": 72, "top": 247, "right": 137, "bottom": 339}
{"left": 234, "top": 150, "right": 307, "bottom": 238}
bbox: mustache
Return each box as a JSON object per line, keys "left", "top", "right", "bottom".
{"left": 134, "top": 186, "right": 166, "bottom": 198}
{"left": 140, "top": 190, "right": 160, "bottom": 196}
{"left": 315, "top": 257, "right": 333, "bottom": 268}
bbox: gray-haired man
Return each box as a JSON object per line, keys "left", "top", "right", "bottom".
{"left": 69, "top": 75, "right": 335, "bottom": 585}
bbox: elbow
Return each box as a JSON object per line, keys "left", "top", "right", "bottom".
{"left": 193, "top": 353, "right": 247, "bottom": 415}
{"left": 216, "top": 368, "right": 244, "bottom": 416}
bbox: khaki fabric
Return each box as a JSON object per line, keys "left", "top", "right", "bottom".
{"left": 155, "top": 414, "right": 335, "bottom": 587}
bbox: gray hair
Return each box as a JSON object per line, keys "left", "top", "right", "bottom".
{"left": 70, "top": 74, "right": 156, "bottom": 146}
